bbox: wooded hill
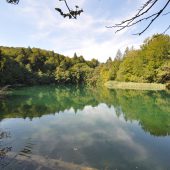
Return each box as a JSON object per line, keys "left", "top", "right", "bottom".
{"left": 0, "top": 47, "right": 99, "bottom": 86}
{"left": 93, "top": 34, "right": 170, "bottom": 85}
{"left": 0, "top": 34, "right": 170, "bottom": 86}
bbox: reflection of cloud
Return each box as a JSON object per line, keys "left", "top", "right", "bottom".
{"left": 27, "top": 103, "right": 149, "bottom": 164}
{"left": 115, "top": 128, "right": 148, "bottom": 161}
{"left": 1, "top": 102, "right": 168, "bottom": 169}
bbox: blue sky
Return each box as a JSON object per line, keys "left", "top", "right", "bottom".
{"left": 0, "top": 0, "right": 169, "bottom": 62}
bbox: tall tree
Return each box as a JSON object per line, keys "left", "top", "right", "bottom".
{"left": 115, "top": 49, "right": 122, "bottom": 61}
{"left": 123, "top": 47, "right": 130, "bottom": 57}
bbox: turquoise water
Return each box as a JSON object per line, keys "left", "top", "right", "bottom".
{"left": 0, "top": 85, "right": 170, "bottom": 170}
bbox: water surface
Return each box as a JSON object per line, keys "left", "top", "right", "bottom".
{"left": 0, "top": 85, "right": 170, "bottom": 170}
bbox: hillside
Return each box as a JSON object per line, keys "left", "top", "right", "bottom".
{"left": 0, "top": 34, "right": 170, "bottom": 87}
{"left": 92, "top": 34, "right": 170, "bottom": 86}
{"left": 0, "top": 46, "right": 99, "bottom": 86}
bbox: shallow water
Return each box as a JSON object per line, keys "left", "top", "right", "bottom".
{"left": 0, "top": 85, "right": 170, "bottom": 170}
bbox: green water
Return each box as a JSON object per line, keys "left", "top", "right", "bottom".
{"left": 0, "top": 85, "right": 170, "bottom": 170}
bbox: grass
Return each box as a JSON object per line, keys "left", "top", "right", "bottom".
{"left": 105, "top": 81, "right": 167, "bottom": 91}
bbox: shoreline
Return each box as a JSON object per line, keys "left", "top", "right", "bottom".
{"left": 105, "top": 81, "right": 167, "bottom": 91}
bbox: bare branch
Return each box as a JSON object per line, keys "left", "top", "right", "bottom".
{"left": 6, "top": 0, "right": 170, "bottom": 35}
{"left": 106, "top": 13, "right": 158, "bottom": 32}
{"left": 163, "top": 25, "right": 170, "bottom": 34}
{"left": 107, "top": 0, "right": 170, "bottom": 35}
{"left": 114, "top": 0, "right": 158, "bottom": 27}
{"left": 163, "top": 11, "right": 170, "bottom": 15}
{"left": 135, "top": 0, "right": 170, "bottom": 35}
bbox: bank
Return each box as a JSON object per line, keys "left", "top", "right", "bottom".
{"left": 105, "top": 81, "right": 168, "bottom": 91}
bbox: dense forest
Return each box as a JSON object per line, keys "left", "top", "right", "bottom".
{"left": 0, "top": 46, "right": 99, "bottom": 85}
{"left": 0, "top": 34, "right": 170, "bottom": 86}
{"left": 93, "top": 34, "right": 170, "bottom": 85}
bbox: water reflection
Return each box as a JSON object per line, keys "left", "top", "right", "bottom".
{"left": 0, "top": 130, "right": 12, "bottom": 169}
{"left": 0, "top": 85, "right": 170, "bottom": 169}
{"left": 0, "top": 85, "right": 170, "bottom": 136}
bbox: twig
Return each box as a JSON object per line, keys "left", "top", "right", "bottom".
{"left": 107, "top": 0, "right": 170, "bottom": 35}
{"left": 163, "top": 25, "right": 170, "bottom": 33}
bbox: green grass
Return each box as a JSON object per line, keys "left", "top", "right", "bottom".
{"left": 105, "top": 81, "right": 167, "bottom": 91}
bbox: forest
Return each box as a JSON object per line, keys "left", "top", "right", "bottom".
{"left": 91, "top": 34, "right": 170, "bottom": 85}
{"left": 0, "top": 46, "right": 99, "bottom": 85}
{"left": 0, "top": 34, "right": 170, "bottom": 86}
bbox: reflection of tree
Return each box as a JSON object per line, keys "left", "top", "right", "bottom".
{"left": 0, "top": 131, "right": 10, "bottom": 140}
{"left": 0, "top": 85, "right": 170, "bottom": 136}
{"left": 18, "top": 140, "right": 34, "bottom": 159}
{"left": 0, "top": 85, "right": 99, "bottom": 120}
{"left": 0, "top": 129, "right": 35, "bottom": 169}
{"left": 0, "top": 130, "right": 12, "bottom": 168}
{"left": 0, "top": 147, "right": 12, "bottom": 160}
{"left": 111, "top": 90, "right": 170, "bottom": 136}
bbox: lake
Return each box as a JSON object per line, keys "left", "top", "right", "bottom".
{"left": 0, "top": 85, "right": 170, "bottom": 170}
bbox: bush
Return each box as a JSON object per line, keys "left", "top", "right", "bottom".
{"left": 166, "top": 83, "right": 170, "bottom": 90}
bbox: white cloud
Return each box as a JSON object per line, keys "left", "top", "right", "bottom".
{"left": 1, "top": 0, "right": 155, "bottom": 62}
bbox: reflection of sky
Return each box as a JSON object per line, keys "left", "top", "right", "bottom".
{"left": 1, "top": 103, "right": 170, "bottom": 169}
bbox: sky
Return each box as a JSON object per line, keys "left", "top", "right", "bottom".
{"left": 0, "top": 0, "right": 169, "bottom": 62}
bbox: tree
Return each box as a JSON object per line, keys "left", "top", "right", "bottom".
{"left": 0, "top": 46, "right": 99, "bottom": 86}
{"left": 123, "top": 47, "right": 130, "bottom": 57}
{"left": 116, "top": 34, "right": 170, "bottom": 83}
{"left": 73, "top": 52, "right": 78, "bottom": 59}
{"left": 115, "top": 49, "right": 122, "bottom": 61}
{"left": 0, "top": 49, "right": 2, "bottom": 60}
{"left": 87, "top": 58, "right": 99, "bottom": 68}
{"left": 106, "top": 57, "right": 112, "bottom": 63}
{"left": 6, "top": 0, "right": 170, "bottom": 35}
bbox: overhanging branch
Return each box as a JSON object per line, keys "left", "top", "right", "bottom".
{"left": 107, "top": 0, "right": 170, "bottom": 35}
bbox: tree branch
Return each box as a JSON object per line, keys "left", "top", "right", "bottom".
{"left": 135, "top": 0, "right": 170, "bottom": 35}
{"left": 163, "top": 25, "right": 170, "bottom": 34}
{"left": 6, "top": 0, "right": 83, "bottom": 19}
{"left": 6, "top": 0, "right": 19, "bottom": 4}
{"left": 6, "top": 0, "right": 170, "bottom": 35}
{"left": 55, "top": 0, "right": 83, "bottom": 19}
{"left": 107, "top": 0, "right": 170, "bottom": 35}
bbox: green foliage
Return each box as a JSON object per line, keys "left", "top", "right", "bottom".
{"left": 90, "top": 34, "right": 170, "bottom": 85}
{"left": 0, "top": 34, "right": 169, "bottom": 86}
{"left": 157, "top": 60, "right": 170, "bottom": 83}
{"left": 0, "top": 46, "right": 98, "bottom": 86}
